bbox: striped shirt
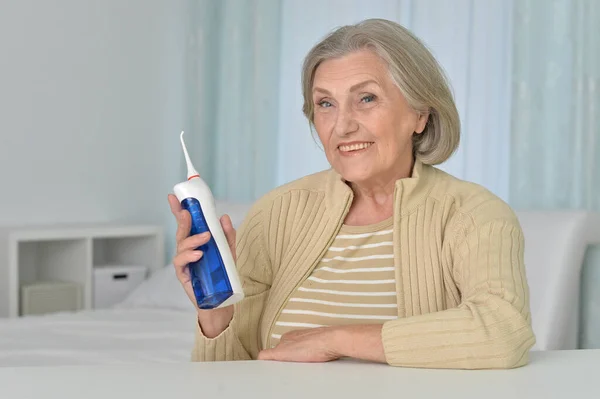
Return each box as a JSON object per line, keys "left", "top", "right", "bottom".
{"left": 270, "top": 216, "right": 397, "bottom": 345}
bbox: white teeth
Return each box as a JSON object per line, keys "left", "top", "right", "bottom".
{"left": 339, "top": 142, "right": 373, "bottom": 152}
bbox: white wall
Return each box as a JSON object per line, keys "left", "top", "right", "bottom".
{"left": 0, "top": 0, "right": 186, "bottom": 262}
{"left": 277, "top": 0, "right": 512, "bottom": 201}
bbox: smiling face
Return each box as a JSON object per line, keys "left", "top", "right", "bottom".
{"left": 312, "top": 49, "right": 429, "bottom": 185}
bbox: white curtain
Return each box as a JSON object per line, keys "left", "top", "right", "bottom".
{"left": 510, "top": 0, "right": 600, "bottom": 211}
{"left": 509, "top": 0, "right": 600, "bottom": 349}
{"left": 185, "top": 0, "right": 281, "bottom": 202}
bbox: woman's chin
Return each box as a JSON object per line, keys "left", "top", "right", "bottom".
{"left": 337, "top": 167, "right": 375, "bottom": 184}
{"left": 330, "top": 155, "right": 381, "bottom": 184}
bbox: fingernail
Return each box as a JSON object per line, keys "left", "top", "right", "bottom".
{"left": 193, "top": 250, "right": 203, "bottom": 257}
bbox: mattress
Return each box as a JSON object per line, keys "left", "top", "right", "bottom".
{"left": 0, "top": 308, "right": 196, "bottom": 367}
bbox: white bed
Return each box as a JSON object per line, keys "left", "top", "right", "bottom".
{"left": 0, "top": 265, "right": 198, "bottom": 367}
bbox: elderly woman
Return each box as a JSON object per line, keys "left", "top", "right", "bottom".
{"left": 168, "top": 18, "right": 535, "bottom": 369}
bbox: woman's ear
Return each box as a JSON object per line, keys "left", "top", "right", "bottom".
{"left": 414, "top": 110, "right": 430, "bottom": 134}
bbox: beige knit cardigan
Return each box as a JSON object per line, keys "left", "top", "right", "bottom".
{"left": 191, "top": 159, "right": 536, "bottom": 369}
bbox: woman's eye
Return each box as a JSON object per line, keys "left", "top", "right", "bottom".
{"left": 361, "top": 94, "right": 376, "bottom": 103}
{"left": 318, "top": 100, "right": 332, "bottom": 108}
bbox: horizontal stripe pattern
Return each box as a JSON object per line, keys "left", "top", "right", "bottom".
{"left": 288, "top": 297, "right": 398, "bottom": 308}
{"left": 328, "top": 242, "right": 394, "bottom": 251}
{"left": 271, "top": 217, "right": 398, "bottom": 346}
{"left": 297, "top": 287, "right": 397, "bottom": 297}
{"left": 321, "top": 254, "right": 394, "bottom": 263}
{"left": 307, "top": 276, "right": 395, "bottom": 284}
{"left": 313, "top": 266, "right": 395, "bottom": 274}
{"left": 336, "top": 229, "right": 393, "bottom": 239}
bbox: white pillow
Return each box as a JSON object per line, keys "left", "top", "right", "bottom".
{"left": 115, "top": 264, "right": 193, "bottom": 312}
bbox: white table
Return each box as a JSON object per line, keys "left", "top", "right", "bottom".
{"left": 0, "top": 350, "right": 598, "bottom": 398}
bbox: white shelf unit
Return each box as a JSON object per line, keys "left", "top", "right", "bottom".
{"left": 0, "top": 224, "right": 164, "bottom": 318}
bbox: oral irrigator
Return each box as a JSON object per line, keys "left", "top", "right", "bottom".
{"left": 173, "top": 131, "right": 244, "bottom": 309}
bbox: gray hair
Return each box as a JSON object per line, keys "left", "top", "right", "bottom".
{"left": 301, "top": 18, "right": 460, "bottom": 165}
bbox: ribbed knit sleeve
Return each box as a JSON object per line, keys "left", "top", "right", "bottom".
{"left": 191, "top": 206, "right": 272, "bottom": 361}
{"left": 381, "top": 206, "right": 536, "bottom": 369}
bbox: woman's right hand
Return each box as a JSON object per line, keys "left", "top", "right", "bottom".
{"left": 168, "top": 194, "right": 235, "bottom": 338}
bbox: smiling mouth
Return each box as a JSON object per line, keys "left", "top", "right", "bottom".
{"left": 338, "top": 142, "right": 373, "bottom": 152}
{"left": 338, "top": 142, "right": 374, "bottom": 153}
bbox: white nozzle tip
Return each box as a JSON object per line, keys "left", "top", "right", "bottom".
{"left": 179, "top": 130, "right": 199, "bottom": 179}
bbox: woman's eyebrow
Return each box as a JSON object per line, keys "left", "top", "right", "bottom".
{"left": 312, "top": 79, "right": 379, "bottom": 96}
{"left": 349, "top": 79, "right": 379, "bottom": 92}
{"left": 313, "top": 87, "right": 331, "bottom": 96}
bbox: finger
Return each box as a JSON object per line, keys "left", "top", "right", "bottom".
{"left": 173, "top": 250, "right": 203, "bottom": 275}
{"left": 173, "top": 250, "right": 203, "bottom": 269}
{"left": 178, "top": 232, "right": 211, "bottom": 252}
{"left": 167, "top": 194, "right": 182, "bottom": 216}
{"left": 257, "top": 348, "right": 278, "bottom": 361}
{"left": 220, "top": 214, "right": 236, "bottom": 253}
{"left": 169, "top": 194, "right": 192, "bottom": 244}
{"left": 175, "top": 208, "right": 192, "bottom": 244}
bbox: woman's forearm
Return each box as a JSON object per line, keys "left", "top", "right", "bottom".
{"left": 197, "top": 305, "right": 234, "bottom": 338}
{"left": 332, "top": 324, "right": 387, "bottom": 363}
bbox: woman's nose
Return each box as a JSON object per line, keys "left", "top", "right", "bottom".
{"left": 333, "top": 107, "right": 359, "bottom": 137}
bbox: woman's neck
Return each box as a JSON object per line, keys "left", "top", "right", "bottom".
{"left": 343, "top": 190, "right": 394, "bottom": 226}
{"left": 343, "top": 157, "right": 414, "bottom": 226}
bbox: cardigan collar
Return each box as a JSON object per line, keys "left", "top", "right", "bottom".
{"left": 325, "top": 158, "right": 436, "bottom": 217}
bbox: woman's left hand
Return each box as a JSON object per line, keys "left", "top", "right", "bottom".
{"left": 257, "top": 327, "right": 342, "bottom": 363}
